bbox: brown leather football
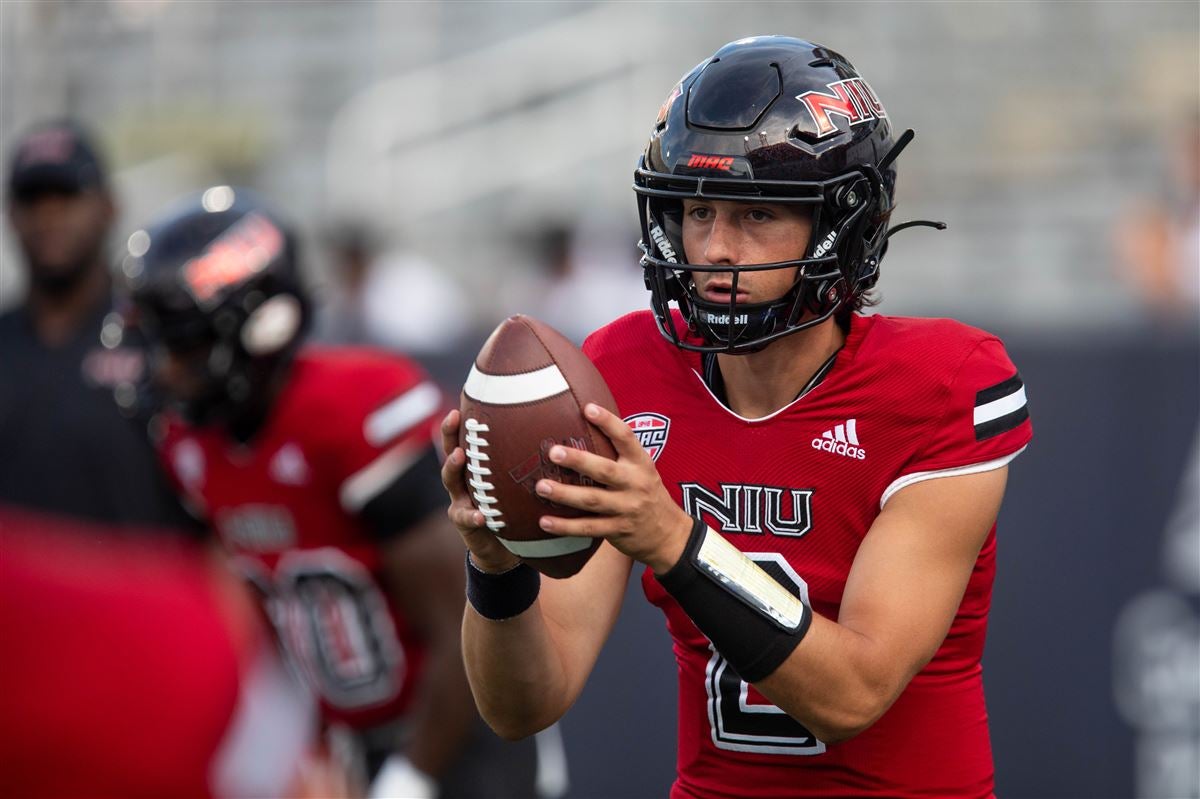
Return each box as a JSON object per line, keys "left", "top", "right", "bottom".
{"left": 459, "top": 315, "right": 618, "bottom": 579}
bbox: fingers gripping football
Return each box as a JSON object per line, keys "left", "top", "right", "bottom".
{"left": 537, "top": 404, "right": 693, "bottom": 573}
{"left": 440, "top": 409, "right": 520, "bottom": 573}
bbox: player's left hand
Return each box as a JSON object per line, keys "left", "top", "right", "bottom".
{"left": 535, "top": 403, "right": 693, "bottom": 573}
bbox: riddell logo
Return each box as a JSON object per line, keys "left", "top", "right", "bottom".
{"left": 811, "top": 418, "right": 866, "bottom": 460}
{"left": 812, "top": 230, "right": 838, "bottom": 259}
{"left": 687, "top": 153, "right": 735, "bottom": 171}
{"left": 649, "top": 223, "right": 679, "bottom": 263}
{"left": 704, "top": 312, "right": 749, "bottom": 325}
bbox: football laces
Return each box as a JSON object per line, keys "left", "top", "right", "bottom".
{"left": 463, "top": 418, "right": 505, "bottom": 531}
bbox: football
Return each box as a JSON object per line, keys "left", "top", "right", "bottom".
{"left": 459, "top": 315, "right": 618, "bottom": 579}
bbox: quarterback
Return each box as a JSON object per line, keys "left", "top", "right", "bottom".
{"left": 444, "top": 36, "right": 1031, "bottom": 798}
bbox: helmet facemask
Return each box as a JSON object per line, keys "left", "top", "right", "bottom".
{"left": 636, "top": 157, "right": 891, "bottom": 354}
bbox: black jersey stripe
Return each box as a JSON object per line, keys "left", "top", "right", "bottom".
{"left": 975, "top": 406, "right": 1030, "bottom": 441}
{"left": 975, "top": 373, "right": 1024, "bottom": 407}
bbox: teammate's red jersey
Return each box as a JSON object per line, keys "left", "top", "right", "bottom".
{"left": 0, "top": 508, "right": 313, "bottom": 799}
{"left": 584, "top": 311, "right": 1032, "bottom": 799}
{"left": 159, "top": 347, "right": 446, "bottom": 729}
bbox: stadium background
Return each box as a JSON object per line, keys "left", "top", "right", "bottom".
{"left": 1, "top": 2, "right": 1197, "bottom": 797}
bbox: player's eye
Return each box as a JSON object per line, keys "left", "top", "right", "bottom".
{"left": 746, "top": 208, "right": 775, "bottom": 223}
{"left": 685, "top": 204, "right": 713, "bottom": 222}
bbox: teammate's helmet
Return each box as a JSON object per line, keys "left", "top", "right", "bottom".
{"left": 122, "top": 187, "right": 310, "bottom": 431}
{"left": 636, "top": 36, "right": 908, "bottom": 353}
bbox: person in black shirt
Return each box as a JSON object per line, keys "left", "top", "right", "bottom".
{"left": 0, "top": 119, "right": 192, "bottom": 529}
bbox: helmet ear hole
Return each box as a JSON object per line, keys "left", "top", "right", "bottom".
{"left": 241, "top": 293, "right": 302, "bottom": 356}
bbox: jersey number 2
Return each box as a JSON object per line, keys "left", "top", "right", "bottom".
{"left": 705, "top": 552, "right": 826, "bottom": 756}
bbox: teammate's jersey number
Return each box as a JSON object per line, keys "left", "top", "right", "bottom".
{"left": 243, "top": 549, "right": 405, "bottom": 710}
{"left": 705, "top": 552, "right": 826, "bottom": 756}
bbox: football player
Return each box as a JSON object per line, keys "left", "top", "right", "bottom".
{"left": 122, "top": 188, "right": 542, "bottom": 798}
{"left": 0, "top": 505, "right": 332, "bottom": 799}
{"left": 443, "top": 36, "right": 1031, "bottom": 798}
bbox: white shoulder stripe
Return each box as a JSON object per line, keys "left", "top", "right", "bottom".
{"left": 974, "top": 385, "right": 1027, "bottom": 426}
{"left": 340, "top": 439, "right": 425, "bottom": 513}
{"left": 879, "top": 446, "right": 1027, "bottom": 508}
{"left": 364, "top": 382, "right": 441, "bottom": 446}
{"left": 495, "top": 534, "right": 593, "bottom": 558}
{"left": 463, "top": 363, "right": 569, "bottom": 405}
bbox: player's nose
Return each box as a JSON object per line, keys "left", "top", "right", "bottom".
{"left": 701, "top": 210, "right": 742, "bottom": 266}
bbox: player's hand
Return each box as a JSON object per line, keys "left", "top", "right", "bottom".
{"left": 439, "top": 409, "right": 521, "bottom": 573}
{"left": 534, "top": 403, "right": 693, "bottom": 573}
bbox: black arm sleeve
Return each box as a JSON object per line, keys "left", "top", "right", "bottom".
{"left": 358, "top": 445, "right": 447, "bottom": 541}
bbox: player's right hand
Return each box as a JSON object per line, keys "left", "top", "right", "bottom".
{"left": 439, "top": 409, "right": 521, "bottom": 573}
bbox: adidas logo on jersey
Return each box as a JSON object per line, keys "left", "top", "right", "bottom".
{"left": 812, "top": 419, "right": 866, "bottom": 460}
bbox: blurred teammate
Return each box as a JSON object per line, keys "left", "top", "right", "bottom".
{"left": 0, "top": 505, "right": 329, "bottom": 799}
{"left": 444, "top": 37, "right": 1032, "bottom": 798}
{"left": 122, "top": 188, "right": 545, "bottom": 798}
{"left": 0, "top": 120, "right": 192, "bottom": 528}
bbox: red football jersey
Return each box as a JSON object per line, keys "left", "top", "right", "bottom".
{"left": 159, "top": 347, "right": 446, "bottom": 729}
{"left": 0, "top": 508, "right": 313, "bottom": 799}
{"left": 584, "top": 311, "right": 1032, "bottom": 799}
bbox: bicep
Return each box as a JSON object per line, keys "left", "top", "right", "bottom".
{"left": 838, "top": 466, "right": 1009, "bottom": 679}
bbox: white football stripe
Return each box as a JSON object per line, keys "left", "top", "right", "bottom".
{"left": 340, "top": 439, "right": 425, "bottom": 512}
{"left": 974, "top": 386, "right": 1027, "bottom": 426}
{"left": 834, "top": 424, "right": 846, "bottom": 443}
{"left": 495, "top": 535, "right": 593, "bottom": 558}
{"left": 463, "top": 363, "right": 569, "bottom": 405}
{"left": 364, "top": 382, "right": 442, "bottom": 446}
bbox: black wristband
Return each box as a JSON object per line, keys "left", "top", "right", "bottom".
{"left": 658, "top": 517, "right": 812, "bottom": 683}
{"left": 465, "top": 553, "right": 541, "bottom": 621}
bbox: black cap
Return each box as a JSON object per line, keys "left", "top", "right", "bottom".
{"left": 7, "top": 120, "right": 109, "bottom": 201}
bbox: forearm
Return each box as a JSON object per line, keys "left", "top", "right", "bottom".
{"left": 462, "top": 600, "right": 575, "bottom": 740}
{"left": 752, "top": 613, "right": 911, "bottom": 743}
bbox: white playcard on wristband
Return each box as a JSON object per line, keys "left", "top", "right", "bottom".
{"left": 695, "top": 526, "right": 807, "bottom": 631}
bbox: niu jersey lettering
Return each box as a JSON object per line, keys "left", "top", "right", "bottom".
{"left": 680, "top": 483, "right": 814, "bottom": 538}
{"left": 584, "top": 311, "right": 1032, "bottom": 799}
{"left": 159, "top": 347, "right": 446, "bottom": 729}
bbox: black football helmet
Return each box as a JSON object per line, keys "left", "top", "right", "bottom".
{"left": 119, "top": 187, "right": 310, "bottom": 436}
{"left": 635, "top": 35, "right": 940, "bottom": 353}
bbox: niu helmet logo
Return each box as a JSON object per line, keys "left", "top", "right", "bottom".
{"left": 796, "top": 78, "right": 887, "bottom": 139}
{"left": 182, "top": 212, "right": 284, "bottom": 307}
{"left": 686, "top": 153, "right": 736, "bottom": 171}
